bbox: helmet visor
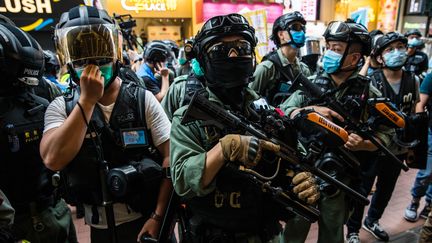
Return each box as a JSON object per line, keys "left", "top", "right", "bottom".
{"left": 325, "top": 21, "right": 350, "bottom": 39}
{"left": 55, "top": 24, "right": 121, "bottom": 66}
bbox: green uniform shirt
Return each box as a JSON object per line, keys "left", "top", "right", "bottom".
{"left": 170, "top": 87, "right": 260, "bottom": 198}
{"left": 280, "top": 71, "right": 393, "bottom": 147}
{"left": 250, "top": 49, "right": 312, "bottom": 97}
{"left": 161, "top": 74, "right": 189, "bottom": 121}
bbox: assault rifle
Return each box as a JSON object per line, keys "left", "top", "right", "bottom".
{"left": 181, "top": 90, "right": 370, "bottom": 216}
{"left": 291, "top": 73, "right": 409, "bottom": 172}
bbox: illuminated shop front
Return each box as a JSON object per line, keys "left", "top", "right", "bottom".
{"left": 104, "top": 0, "right": 194, "bottom": 44}
{"left": 0, "top": 0, "right": 91, "bottom": 49}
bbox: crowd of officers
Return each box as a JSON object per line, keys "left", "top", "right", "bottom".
{"left": 0, "top": 4, "right": 432, "bottom": 243}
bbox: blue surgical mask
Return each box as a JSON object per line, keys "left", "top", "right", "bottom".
{"left": 322, "top": 50, "right": 343, "bottom": 74}
{"left": 408, "top": 38, "right": 423, "bottom": 48}
{"left": 383, "top": 50, "right": 407, "bottom": 69}
{"left": 76, "top": 62, "right": 114, "bottom": 87}
{"left": 290, "top": 30, "right": 306, "bottom": 48}
{"left": 191, "top": 58, "right": 204, "bottom": 77}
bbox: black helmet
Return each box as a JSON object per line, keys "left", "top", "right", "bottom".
{"left": 323, "top": 20, "right": 371, "bottom": 55}
{"left": 54, "top": 6, "right": 122, "bottom": 86}
{"left": 43, "top": 50, "right": 60, "bottom": 75}
{"left": 0, "top": 14, "right": 15, "bottom": 26}
{"left": 193, "top": 13, "right": 257, "bottom": 64}
{"left": 369, "top": 29, "right": 384, "bottom": 39}
{"left": 56, "top": 5, "right": 114, "bottom": 29}
{"left": 372, "top": 32, "right": 407, "bottom": 57}
{"left": 404, "top": 29, "right": 422, "bottom": 38}
{"left": 0, "top": 22, "right": 44, "bottom": 88}
{"left": 270, "top": 11, "right": 306, "bottom": 47}
{"left": 143, "top": 41, "right": 169, "bottom": 63}
{"left": 369, "top": 29, "right": 384, "bottom": 49}
{"left": 163, "top": 40, "right": 180, "bottom": 59}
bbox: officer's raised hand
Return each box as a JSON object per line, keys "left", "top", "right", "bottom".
{"left": 292, "top": 172, "right": 320, "bottom": 204}
{"left": 219, "top": 134, "right": 280, "bottom": 168}
{"left": 79, "top": 64, "right": 104, "bottom": 104}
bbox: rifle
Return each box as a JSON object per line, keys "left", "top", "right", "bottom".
{"left": 181, "top": 90, "right": 370, "bottom": 211}
{"left": 291, "top": 73, "right": 409, "bottom": 172}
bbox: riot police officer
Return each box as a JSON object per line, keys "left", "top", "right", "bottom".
{"left": 280, "top": 20, "right": 393, "bottom": 243}
{"left": 404, "top": 29, "right": 428, "bottom": 78}
{"left": 161, "top": 56, "right": 204, "bottom": 121}
{"left": 347, "top": 31, "right": 420, "bottom": 242}
{"left": 40, "top": 6, "right": 172, "bottom": 242}
{"left": 170, "top": 13, "right": 320, "bottom": 242}
{"left": 0, "top": 19, "right": 77, "bottom": 243}
{"left": 250, "top": 11, "right": 312, "bottom": 106}
{"left": 136, "top": 41, "right": 172, "bottom": 101}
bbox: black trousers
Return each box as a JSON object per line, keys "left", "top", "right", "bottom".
{"left": 346, "top": 153, "right": 404, "bottom": 234}
{"left": 90, "top": 217, "right": 145, "bottom": 243}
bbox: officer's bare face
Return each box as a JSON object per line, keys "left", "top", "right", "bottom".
{"left": 326, "top": 41, "right": 348, "bottom": 55}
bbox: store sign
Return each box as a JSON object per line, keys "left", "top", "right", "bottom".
{"left": 0, "top": 0, "right": 87, "bottom": 31}
{"left": 242, "top": 9, "right": 268, "bottom": 63}
{"left": 286, "top": 0, "right": 318, "bottom": 21}
{"left": 121, "top": 0, "right": 177, "bottom": 12}
{"left": 0, "top": 0, "right": 52, "bottom": 14}
{"left": 148, "top": 25, "right": 181, "bottom": 41}
{"left": 202, "top": 1, "right": 283, "bottom": 23}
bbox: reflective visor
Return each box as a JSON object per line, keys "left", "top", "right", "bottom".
{"left": 325, "top": 21, "right": 350, "bottom": 37}
{"left": 55, "top": 24, "right": 121, "bottom": 66}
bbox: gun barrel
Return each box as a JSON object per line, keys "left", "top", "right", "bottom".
{"left": 296, "top": 74, "right": 409, "bottom": 172}
{"left": 183, "top": 90, "right": 370, "bottom": 206}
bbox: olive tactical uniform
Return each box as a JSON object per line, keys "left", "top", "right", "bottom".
{"left": 281, "top": 71, "right": 393, "bottom": 243}
{"left": 250, "top": 49, "right": 312, "bottom": 106}
{"left": 170, "top": 87, "right": 285, "bottom": 242}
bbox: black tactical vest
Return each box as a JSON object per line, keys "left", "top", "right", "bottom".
{"left": 371, "top": 69, "right": 416, "bottom": 114}
{"left": 0, "top": 91, "right": 54, "bottom": 207}
{"left": 262, "top": 51, "right": 296, "bottom": 106}
{"left": 404, "top": 51, "right": 429, "bottom": 76}
{"left": 181, "top": 74, "right": 205, "bottom": 107}
{"left": 62, "top": 82, "right": 160, "bottom": 206}
{"left": 185, "top": 100, "right": 285, "bottom": 235}
{"left": 307, "top": 74, "right": 371, "bottom": 123}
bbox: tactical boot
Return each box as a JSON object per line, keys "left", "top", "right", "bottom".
{"left": 404, "top": 198, "right": 420, "bottom": 222}
{"left": 420, "top": 202, "right": 432, "bottom": 219}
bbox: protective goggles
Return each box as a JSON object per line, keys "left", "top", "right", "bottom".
{"left": 55, "top": 24, "right": 121, "bottom": 66}
{"left": 203, "top": 13, "right": 250, "bottom": 30}
{"left": 206, "top": 40, "right": 253, "bottom": 59}
{"left": 324, "top": 21, "right": 369, "bottom": 43}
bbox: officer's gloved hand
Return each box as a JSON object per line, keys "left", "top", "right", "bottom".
{"left": 219, "top": 134, "right": 280, "bottom": 168}
{"left": 292, "top": 172, "right": 320, "bottom": 205}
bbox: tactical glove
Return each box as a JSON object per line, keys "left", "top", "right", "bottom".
{"left": 219, "top": 134, "right": 280, "bottom": 168}
{"left": 292, "top": 172, "right": 320, "bottom": 205}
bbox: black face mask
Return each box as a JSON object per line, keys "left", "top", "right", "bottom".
{"left": 204, "top": 56, "right": 254, "bottom": 89}
{"left": 204, "top": 56, "right": 254, "bottom": 110}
